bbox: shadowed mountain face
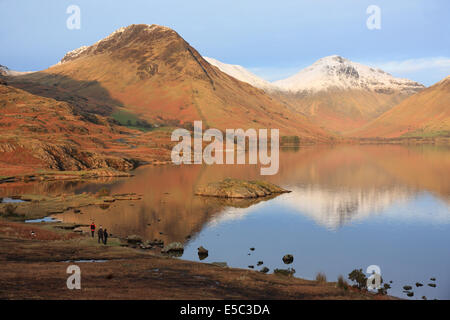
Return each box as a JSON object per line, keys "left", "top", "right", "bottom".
{"left": 353, "top": 76, "right": 450, "bottom": 138}
{"left": 12, "top": 24, "right": 332, "bottom": 142}
{"left": 0, "top": 84, "right": 140, "bottom": 176}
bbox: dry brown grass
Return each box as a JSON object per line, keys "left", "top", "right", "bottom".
{"left": 337, "top": 274, "right": 349, "bottom": 290}
{"left": 315, "top": 272, "right": 327, "bottom": 283}
{"left": 0, "top": 220, "right": 398, "bottom": 300}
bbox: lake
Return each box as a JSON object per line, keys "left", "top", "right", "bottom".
{"left": 2, "top": 144, "right": 449, "bottom": 299}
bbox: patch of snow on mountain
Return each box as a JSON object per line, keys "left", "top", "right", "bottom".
{"left": 204, "top": 57, "right": 276, "bottom": 91}
{"left": 0, "top": 64, "right": 34, "bottom": 76}
{"left": 273, "top": 55, "right": 424, "bottom": 94}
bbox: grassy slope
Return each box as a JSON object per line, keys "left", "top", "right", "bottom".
{"left": 270, "top": 87, "right": 420, "bottom": 134}
{"left": 0, "top": 84, "right": 172, "bottom": 176}
{"left": 350, "top": 76, "right": 450, "bottom": 138}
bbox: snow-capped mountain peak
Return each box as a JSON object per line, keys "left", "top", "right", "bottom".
{"left": 273, "top": 55, "right": 424, "bottom": 94}
{"left": 204, "top": 57, "right": 275, "bottom": 91}
{"left": 205, "top": 55, "right": 424, "bottom": 94}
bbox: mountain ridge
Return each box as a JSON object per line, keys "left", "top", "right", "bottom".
{"left": 273, "top": 55, "right": 424, "bottom": 94}
{"left": 204, "top": 55, "right": 424, "bottom": 93}
{"left": 10, "top": 24, "right": 333, "bottom": 143}
{"left": 205, "top": 55, "right": 425, "bottom": 133}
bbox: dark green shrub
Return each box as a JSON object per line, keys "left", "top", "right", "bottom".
{"left": 348, "top": 269, "right": 367, "bottom": 289}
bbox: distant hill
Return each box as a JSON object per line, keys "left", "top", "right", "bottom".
{"left": 352, "top": 76, "right": 450, "bottom": 138}
{"left": 207, "top": 55, "right": 424, "bottom": 133}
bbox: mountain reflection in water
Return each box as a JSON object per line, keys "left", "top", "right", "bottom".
{"left": 1, "top": 144, "right": 449, "bottom": 299}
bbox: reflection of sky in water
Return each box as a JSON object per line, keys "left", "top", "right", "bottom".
{"left": 182, "top": 192, "right": 450, "bottom": 300}
{"left": 4, "top": 145, "right": 448, "bottom": 300}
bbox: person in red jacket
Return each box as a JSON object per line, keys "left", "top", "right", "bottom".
{"left": 90, "top": 222, "right": 96, "bottom": 238}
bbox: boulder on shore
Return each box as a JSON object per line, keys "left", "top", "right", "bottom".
{"left": 161, "top": 242, "right": 184, "bottom": 254}
{"left": 126, "top": 235, "right": 142, "bottom": 244}
{"left": 148, "top": 239, "right": 164, "bottom": 247}
{"left": 260, "top": 267, "right": 270, "bottom": 274}
{"left": 195, "top": 178, "right": 290, "bottom": 199}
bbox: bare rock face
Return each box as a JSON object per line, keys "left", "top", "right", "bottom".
{"left": 0, "top": 84, "right": 141, "bottom": 176}
{"left": 195, "top": 178, "right": 290, "bottom": 199}
{"left": 0, "top": 140, "right": 137, "bottom": 172}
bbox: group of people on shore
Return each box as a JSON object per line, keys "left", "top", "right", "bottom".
{"left": 89, "top": 222, "right": 109, "bottom": 245}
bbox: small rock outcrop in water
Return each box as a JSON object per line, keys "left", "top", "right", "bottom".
{"left": 195, "top": 178, "right": 290, "bottom": 199}
{"left": 282, "top": 254, "right": 294, "bottom": 264}
{"left": 198, "top": 246, "right": 209, "bottom": 260}
{"left": 403, "top": 285, "right": 412, "bottom": 291}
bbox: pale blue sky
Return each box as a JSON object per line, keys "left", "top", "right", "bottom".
{"left": 0, "top": 0, "right": 449, "bottom": 86}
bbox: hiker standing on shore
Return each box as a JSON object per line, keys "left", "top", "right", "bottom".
{"left": 98, "top": 226, "right": 104, "bottom": 244}
{"left": 90, "top": 222, "right": 96, "bottom": 238}
{"left": 103, "top": 229, "right": 109, "bottom": 245}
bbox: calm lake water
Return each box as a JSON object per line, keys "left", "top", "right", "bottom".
{"left": 2, "top": 144, "right": 449, "bottom": 299}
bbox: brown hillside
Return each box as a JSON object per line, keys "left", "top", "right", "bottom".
{"left": 12, "top": 24, "right": 333, "bottom": 143}
{"left": 0, "top": 83, "right": 153, "bottom": 176}
{"left": 271, "top": 88, "right": 417, "bottom": 133}
{"left": 351, "top": 76, "right": 450, "bottom": 138}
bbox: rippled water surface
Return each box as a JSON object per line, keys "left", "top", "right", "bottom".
{"left": 2, "top": 145, "right": 449, "bottom": 299}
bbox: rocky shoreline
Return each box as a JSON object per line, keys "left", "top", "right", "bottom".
{"left": 0, "top": 192, "right": 142, "bottom": 222}
{"left": 0, "top": 180, "right": 394, "bottom": 300}
{"left": 0, "top": 216, "right": 395, "bottom": 300}
{"left": 0, "top": 168, "right": 134, "bottom": 184}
